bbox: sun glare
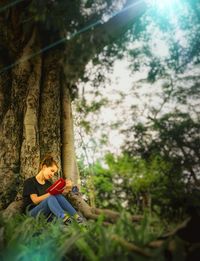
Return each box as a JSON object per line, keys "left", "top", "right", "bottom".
{"left": 147, "top": 0, "right": 182, "bottom": 12}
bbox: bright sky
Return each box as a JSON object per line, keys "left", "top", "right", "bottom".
{"left": 74, "top": 58, "right": 153, "bottom": 163}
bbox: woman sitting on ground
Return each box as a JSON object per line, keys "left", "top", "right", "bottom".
{"left": 23, "top": 155, "right": 83, "bottom": 225}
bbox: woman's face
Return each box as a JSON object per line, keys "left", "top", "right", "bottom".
{"left": 42, "top": 164, "right": 58, "bottom": 180}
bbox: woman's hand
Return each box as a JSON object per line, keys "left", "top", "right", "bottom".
{"left": 63, "top": 179, "right": 73, "bottom": 194}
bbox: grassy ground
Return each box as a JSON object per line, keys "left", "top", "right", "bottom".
{"left": 0, "top": 212, "right": 189, "bottom": 261}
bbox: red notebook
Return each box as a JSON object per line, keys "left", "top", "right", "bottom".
{"left": 46, "top": 178, "right": 66, "bottom": 195}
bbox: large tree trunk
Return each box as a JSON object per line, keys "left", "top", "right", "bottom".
{"left": 0, "top": 0, "right": 147, "bottom": 211}
{"left": 0, "top": 27, "right": 77, "bottom": 208}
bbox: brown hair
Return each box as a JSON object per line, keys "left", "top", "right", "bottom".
{"left": 39, "top": 155, "right": 58, "bottom": 170}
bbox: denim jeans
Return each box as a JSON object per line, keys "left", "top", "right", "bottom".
{"left": 29, "top": 194, "right": 77, "bottom": 219}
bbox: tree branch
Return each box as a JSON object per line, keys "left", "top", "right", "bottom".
{"left": 64, "top": 0, "right": 147, "bottom": 83}
{"left": 92, "top": 0, "right": 147, "bottom": 52}
{"left": 111, "top": 234, "right": 152, "bottom": 257}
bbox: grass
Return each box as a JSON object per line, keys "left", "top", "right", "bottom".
{"left": 0, "top": 212, "right": 182, "bottom": 261}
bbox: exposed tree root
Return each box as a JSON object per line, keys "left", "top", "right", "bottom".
{"left": 1, "top": 199, "right": 24, "bottom": 219}
{"left": 67, "top": 192, "right": 143, "bottom": 223}
{"left": 148, "top": 240, "right": 164, "bottom": 248}
{"left": 111, "top": 234, "right": 152, "bottom": 257}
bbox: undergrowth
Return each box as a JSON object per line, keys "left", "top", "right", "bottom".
{"left": 0, "top": 212, "right": 175, "bottom": 261}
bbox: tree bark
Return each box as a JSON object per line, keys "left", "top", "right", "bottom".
{"left": 61, "top": 82, "right": 80, "bottom": 186}
{"left": 39, "top": 50, "right": 62, "bottom": 168}
{"left": 20, "top": 29, "right": 42, "bottom": 182}
{"left": 0, "top": 27, "right": 38, "bottom": 207}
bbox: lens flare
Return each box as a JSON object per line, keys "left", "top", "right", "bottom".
{"left": 147, "top": 0, "right": 182, "bottom": 12}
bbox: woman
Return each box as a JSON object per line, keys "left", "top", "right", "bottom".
{"left": 23, "top": 155, "right": 83, "bottom": 225}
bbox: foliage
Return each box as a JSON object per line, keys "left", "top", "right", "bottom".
{"left": 69, "top": 0, "right": 200, "bottom": 224}
{"left": 127, "top": 0, "right": 200, "bottom": 80}
{"left": 78, "top": 151, "right": 190, "bottom": 219}
{"left": 19, "top": 0, "right": 124, "bottom": 34}
{"left": 112, "top": 0, "right": 200, "bottom": 218}
{"left": 122, "top": 111, "right": 200, "bottom": 216}
{"left": 78, "top": 159, "right": 113, "bottom": 208}
{"left": 0, "top": 212, "right": 173, "bottom": 261}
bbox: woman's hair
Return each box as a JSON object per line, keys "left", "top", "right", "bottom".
{"left": 39, "top": 155, "right": 58, "bottom": 170}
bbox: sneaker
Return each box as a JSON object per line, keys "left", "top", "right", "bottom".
{"left": 76, "top": 216, "right": 84, "bottom": 224}
{"left": 63, "top": 215, "right": 72, "bottom": 226}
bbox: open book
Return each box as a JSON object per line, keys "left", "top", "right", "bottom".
{"left": 46, "top": 178, "right": 66, "bottom": 195}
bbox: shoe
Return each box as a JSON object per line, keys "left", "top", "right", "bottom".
{"left": 76, "top": 216, "right": 84, "bottom": 224}
{"left": 63, "top": 215, "right": 72, "bottom": 226}
{"left": 64, "top": 217, "right": 72, "bottom": 226}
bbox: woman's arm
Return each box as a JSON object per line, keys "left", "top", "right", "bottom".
{"left": 30, "top": 193, "right": 51, "bottom": 205}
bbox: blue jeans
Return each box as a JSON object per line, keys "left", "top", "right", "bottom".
{"left": 29, "top": 194, "right": 77, "bottom": 219}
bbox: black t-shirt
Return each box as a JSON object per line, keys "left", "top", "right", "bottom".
{"left": 23, "top": 177, "right": 52, "bottom": 211}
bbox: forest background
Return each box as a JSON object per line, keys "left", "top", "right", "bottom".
{"left": 74, "top": 0, "right": 200, "bottom": 218}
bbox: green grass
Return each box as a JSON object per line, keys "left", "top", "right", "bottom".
{"left": 0, "top": 212, "right": 181, "bottom": 261}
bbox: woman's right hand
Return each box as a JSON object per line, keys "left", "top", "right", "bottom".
{"left": 63, "top": 179, "right": 73, "bottom": 193}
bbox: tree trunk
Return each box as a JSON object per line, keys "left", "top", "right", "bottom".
{"left": 0, "top": 27, "right": 41, "bottom": 207}
{"left": 0, "top": 28, "right": 78, "bottom": 208}
{"left": 61, "top": 82, "right": 80, "bottom": 186}
{"left": 0, "top": 0, "right": 147, "bottom": 212}
{"left": 39, "top": 50, "right": 62, "bottom": 168}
